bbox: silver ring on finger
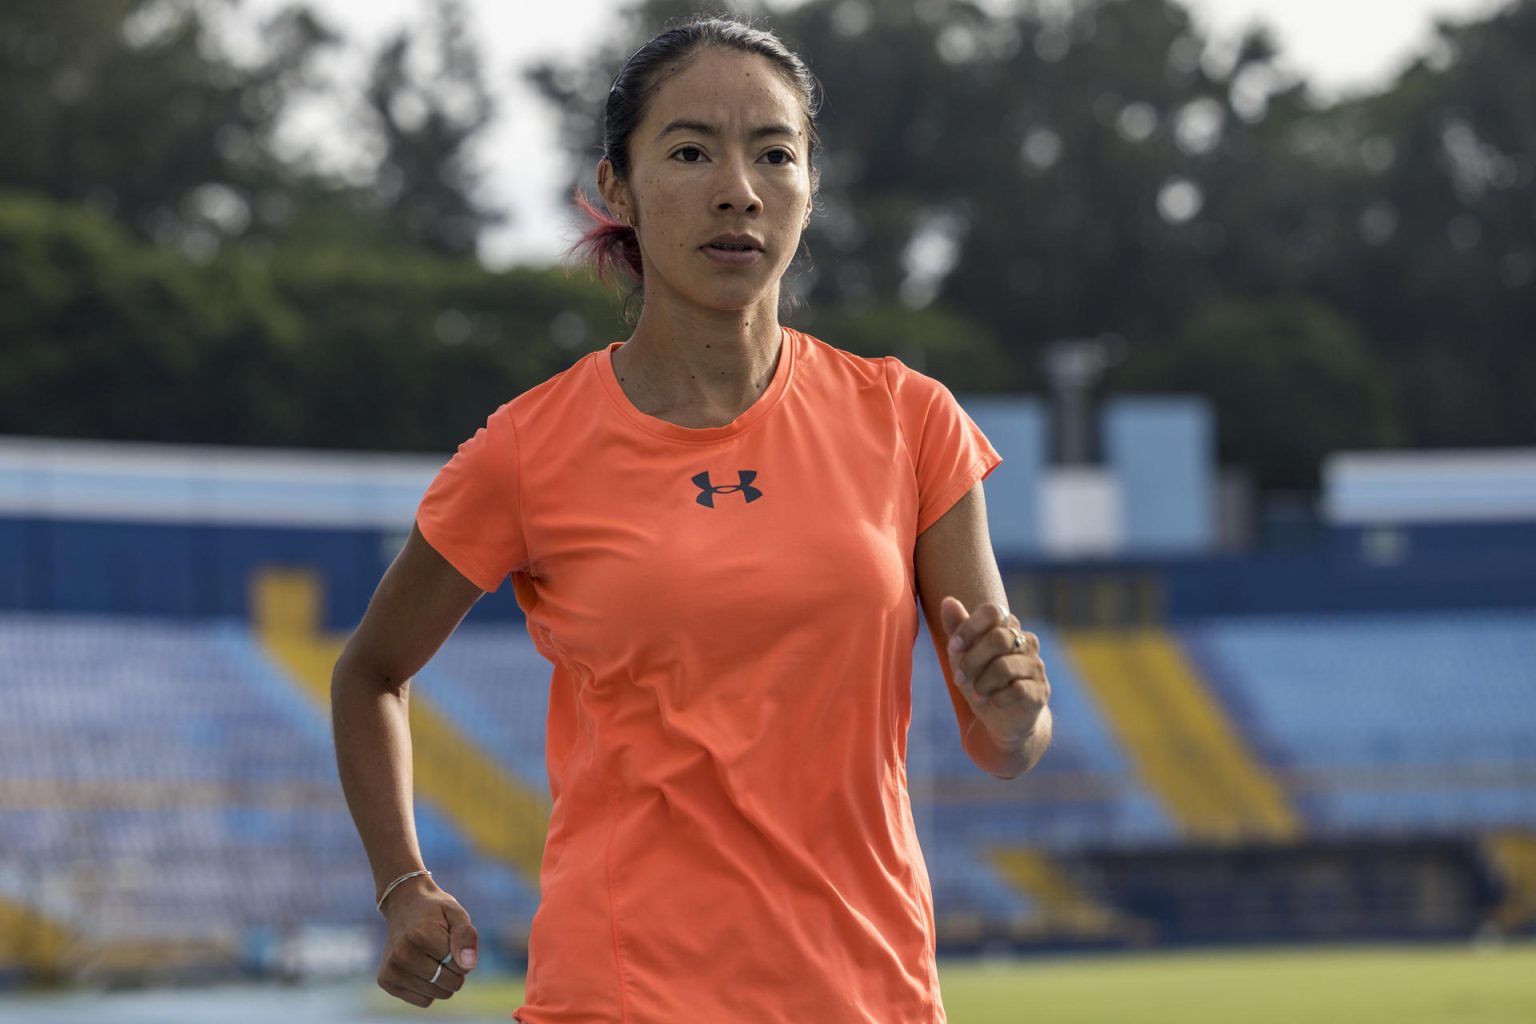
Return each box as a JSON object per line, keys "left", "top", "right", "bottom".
{"left": 1009, "top": 627, "right": 1025, "bottom": 652}
{"left": 429, "top": 951, "right": 453, "bottom": 985}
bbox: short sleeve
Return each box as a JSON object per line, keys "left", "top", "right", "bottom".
{"left": 415, "top": 403, "right": 528, "bottom": 592}
{"left": 884, "top": 357, "right": 1003, "bottom": 535}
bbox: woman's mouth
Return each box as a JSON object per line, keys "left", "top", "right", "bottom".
{"left": 701, "top": 243, "right": 763, "bottom": 266}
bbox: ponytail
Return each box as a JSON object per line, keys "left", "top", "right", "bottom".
{"left": 567, "top": 187, "right": 643, "bottom": 285}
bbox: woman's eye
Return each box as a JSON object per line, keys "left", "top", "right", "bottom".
{"left": 763, "top": 149, "right": 793, "bottom": 165}
{"left": 675, "top": 146, "right": 705, "bottom": 162}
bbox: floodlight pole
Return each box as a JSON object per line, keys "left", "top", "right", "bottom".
{"left": 1041, "top": 336, "right": 1121, "bottom": 465}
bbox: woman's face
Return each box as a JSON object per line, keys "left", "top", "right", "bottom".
{"left": 598, "top": 47, "right": 814, "bottom": 320}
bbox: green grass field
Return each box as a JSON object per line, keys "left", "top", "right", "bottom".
{"left": 365, "top": 940, "right": 1536, "bottom": 1023}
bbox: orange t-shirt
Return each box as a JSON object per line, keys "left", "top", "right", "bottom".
{"left": 416, "top": 326, "right": 1001, "bottom": 1024}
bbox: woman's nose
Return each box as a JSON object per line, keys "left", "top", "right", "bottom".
{"left": 713, "top": 154, "right": 762, "bottom": 214}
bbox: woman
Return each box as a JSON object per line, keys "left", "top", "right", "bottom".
{"left": 332, "top": 16, "right": 1053, "bottom": 1023}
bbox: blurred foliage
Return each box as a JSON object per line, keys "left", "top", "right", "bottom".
{"left": 0, "top": 189, "right": 624, "bottom": 451}
{"left": 794, "top": 302, "right": 1016, "bottom": 394}
{"left": 1301, "top": 2, "right": 1536, "bottom": 450}
{"left": 0, "top": 188, "right": 306, "bottom": 444}
{"left": 1, "top": 0, "right": 1533, "bottom": 491}
{"left": 0, "top": 0, "right": 339, "bottom": 248}
{"left": 0, "top": 0, "right": 502, "bottom": 258}
{"left": 532, "top": 0, "right": 1536, "bottom": 490}
{"left": 1108, "top": 299, "right": 1406, "bottom": 490}
{"left": 365, "top": 0, "right": 502, "bottom": 257}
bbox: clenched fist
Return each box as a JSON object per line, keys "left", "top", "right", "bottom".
{"left": 939, "top": 596, "right": 1050, "bottom": 746}
{"left": 376, "top": 875, "right": 479, "bottom": 1008}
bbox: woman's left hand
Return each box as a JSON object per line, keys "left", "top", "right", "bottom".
{"left": 939, "top": 596, "right": 1051, "bottom": 746}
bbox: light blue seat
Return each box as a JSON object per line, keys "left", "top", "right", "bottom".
{"left": 0, "top": 612, "right": 542, "bottom": 947}
{"left": 1181, "top": 608, "right": 1536, "bottom": 835}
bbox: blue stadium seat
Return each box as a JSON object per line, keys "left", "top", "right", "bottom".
{"left": 6, "top": 605, "right": 1532, "bottom": 954}
{"left": 1180, "top": 608, "right": 1536, "bottom": 836}
{"left": 0, "top": 613, "right": 540, "bottom": 951}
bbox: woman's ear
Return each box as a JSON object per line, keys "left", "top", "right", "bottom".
{"left": 596, "top": 158, "right": 632, "bottom": 225}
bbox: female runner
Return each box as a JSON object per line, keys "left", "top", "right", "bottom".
{"left": 332, "top": 15, "right": 1053, "bottom": 1023}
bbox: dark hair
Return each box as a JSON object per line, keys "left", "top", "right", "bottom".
{"left": 567, "top": 15, "right": 823, "bottom": 321}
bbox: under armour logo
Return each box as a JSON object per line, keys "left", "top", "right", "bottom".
{"left": 692, "top": 470, "right": 762, "bottom": 508}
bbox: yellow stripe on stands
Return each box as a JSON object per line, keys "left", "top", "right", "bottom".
{"left": 85, "top": 935, "right": 244, "bottom": 982}
{"left": 1485, "top": 830, "right": 1536, "bottom": 931}
{"left": 252, "top": 568, "right": 548, "bottom": 877}
{"left": 986, "top": 847, "right": 1140, "bottom": 940}
{"left": 0, "top": 896, "right": 79, "bottom": 978}
{"left": 1061, "top": 628, "right": 1300, "bottom": 842}
{"left": 0, "top": 896, "right": 242, "bottom": 983}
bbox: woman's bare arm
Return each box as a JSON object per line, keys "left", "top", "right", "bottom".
{"left": 333, "top": 522, "right": 490, "bottom": 1006}
{"left": 915, "top": 482, "right": 1053, "bottom": 780}
{"left": 331, "top": 522, "right": 484, "bottom": 907}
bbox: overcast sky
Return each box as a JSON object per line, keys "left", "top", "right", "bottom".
{"left": 232, "top": 0, "right": 1513, "bottom": 267}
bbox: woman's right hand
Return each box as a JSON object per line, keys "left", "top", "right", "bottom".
{"left": 376, "top": 876, "right": 479, "bottom": 1008}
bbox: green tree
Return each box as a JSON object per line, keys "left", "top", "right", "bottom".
{"left": 1302, "top": 0, "right": 1536, "bottom": 449}
{"left": 796, "top": 302, "right": 1014, "bottom": 393}
{"left": 529, "top": 0, "right": 1314, "bottom": 391}
{"left": 363, "top": 0, "right": 501, "bottom": 258}
{"left": 1107, "top": 299, "right": 1406, "bottom": 491}
{"left": 0, "top": 189, "right": 624, "bottom": 450}
{"left": 0, "top": 0, "right": 340, "bottom": 248}
{"left": 270, "top": 252, "right": 625, "bottom": 451}
{"left": 0, "top": 189, "right": 305, "bottom": 444}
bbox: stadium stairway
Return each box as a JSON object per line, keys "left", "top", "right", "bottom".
{"left": 0, "top": 896, "right": 76, "bottom": 980}
{"left": 251, "top": 568, "right": 549, "bottom": 878}
{"left": 1483, "top": 830, "right": 1536, "bottom": 933}
{"left": 983, "top": 847, "right": 1146, "bottom": 942}
{"left": 0, "top": 889, "right": 246, "bottom": 983}
{"left": 1060, "top": 628, "right": 1300, "bottom": 843}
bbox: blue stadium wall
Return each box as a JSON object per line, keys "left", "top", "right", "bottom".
{"left": 5, "top": 435, "right": 1535, "bottom": 965}
{"left": 3, "top": 429, "right": 1535, "bottom": 624}
{"left": 3, "top": 515, "right": 1533, "bottom": 626}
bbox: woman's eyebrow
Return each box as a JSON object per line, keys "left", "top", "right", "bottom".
{"left": 657, "top": 119, "right": 801, "bottom": 141}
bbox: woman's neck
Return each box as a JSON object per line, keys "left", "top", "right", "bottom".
{"left": 612, "top": 299, "right": 784, "bottom": 423}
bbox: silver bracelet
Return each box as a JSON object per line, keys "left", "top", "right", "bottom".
{"left": 376, "top": 868, "right": 431, "bottom": 913}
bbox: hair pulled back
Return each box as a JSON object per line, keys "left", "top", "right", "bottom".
{"left": 568, "top": 15, "right": 822, "bottom": 314}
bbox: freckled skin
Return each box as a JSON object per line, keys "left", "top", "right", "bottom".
{"left": 596, "top": 48, "right": 814, "bottom": 325}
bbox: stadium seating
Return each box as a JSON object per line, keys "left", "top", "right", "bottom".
{"left": 0, "top": 613, "right": 538, "bottom": 962}
{"left": 3, "top": 604, "right": 1533, "bottom": 962}
{"left": 1179, "top": 609, "right": 1536, "bottom": 836}
{"left": 909, "top": 620, "right": 1177, "bottom": 850}
{"left": 411, "top": 627, "right": 559, "bottom": 788}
